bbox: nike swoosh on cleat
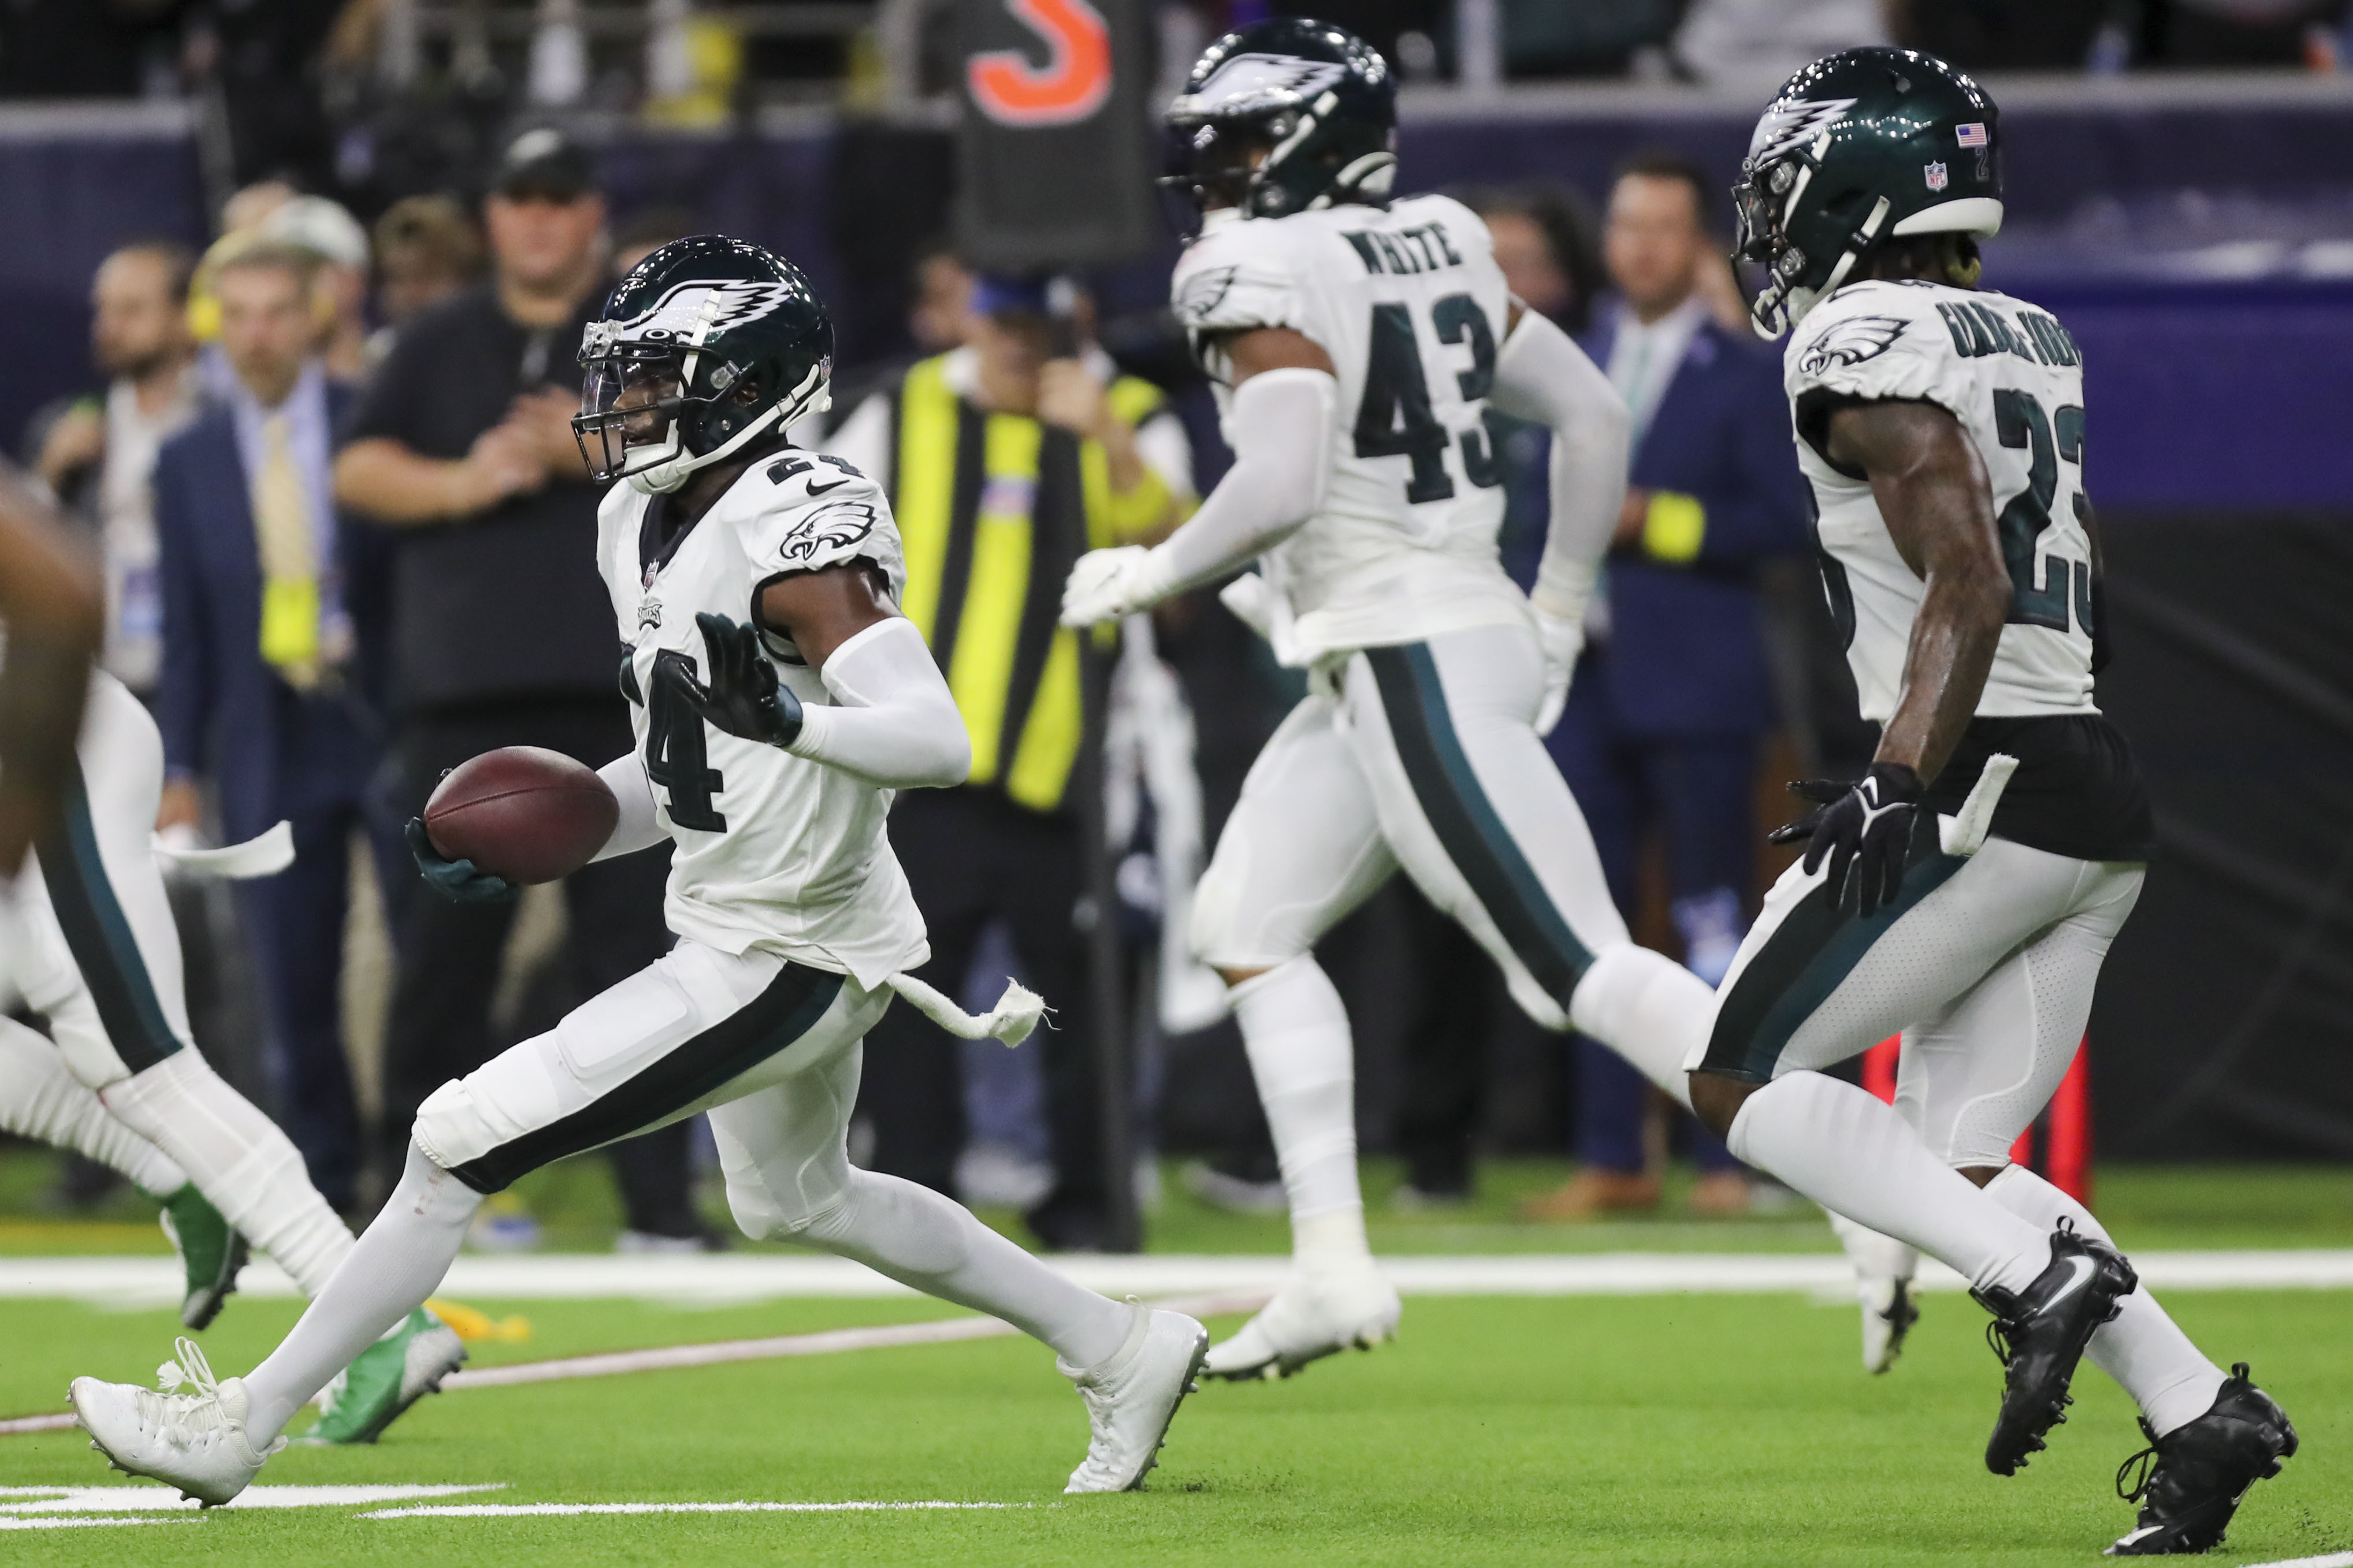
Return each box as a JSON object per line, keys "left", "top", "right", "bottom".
{"left": 2045, "top": 1254, "right": 2098, "bottom": 1309}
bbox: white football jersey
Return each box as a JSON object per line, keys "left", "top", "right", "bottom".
{"left": 597, "top": 453, "right": 925, "bottom": 987}
{"left": 1786, "top": 278, "right": 2098, "bottom": 722}
{"left": 1172, "top": 193, "right": 1530, "bottom": 663}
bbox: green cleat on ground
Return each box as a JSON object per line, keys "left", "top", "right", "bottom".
{"left": 303, "top": 1306, "right": 468, "bottom": 1446}
{"left": 158, "top": 1185, "right": 247, "bottom": 1331}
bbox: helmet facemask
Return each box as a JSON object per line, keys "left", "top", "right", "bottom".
{"left": 574, "top": 322, "right": 829, "bottom": 495}
{"left": 1735, "top": 139, "right": 1890, "bottom": 341}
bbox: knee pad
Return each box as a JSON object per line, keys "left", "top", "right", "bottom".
{"left": 410, "top": 1045, "right": 568, "bottom": 1183}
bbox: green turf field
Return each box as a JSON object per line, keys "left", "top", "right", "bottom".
{"left": 1, "top": 1291, "right": 2344, "bottom": 1565}
{"left": 2, "top": 1157, "right": 2347, "bottom": 1563}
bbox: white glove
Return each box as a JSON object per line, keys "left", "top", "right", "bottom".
{"left": 1533, "top": 610, "right": 1584, "bottom": 736}
{"left": 1060, "top": 545, "right": 1176, "bottom": 628}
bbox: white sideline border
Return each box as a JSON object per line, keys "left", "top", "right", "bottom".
{"left": 8, "top": 1249, "right": 2353, "bottom": 1309}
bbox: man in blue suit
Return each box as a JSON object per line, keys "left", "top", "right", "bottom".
{"left": 155, "top": 241, "right": 396, "bottom": 1214}
{"left": 1522, "top": 157, "right": 1812, "bottom": 1220}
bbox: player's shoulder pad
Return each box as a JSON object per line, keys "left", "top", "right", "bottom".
{"left": 731, "top": 450, "right": 905, "bottom": 590}
{"left": 1170, "top": 216, "right": 1307, "bottom": 338}
{"left": 1393, "top": 191, "right": 1493, "bottom": 257}
{"left": 1786, "top": 280, "right": 1955, "bottom": 403}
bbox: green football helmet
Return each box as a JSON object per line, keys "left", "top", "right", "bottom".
{"left": 1162, "top": 17, "right": 1397, "bottom": 228}
{"left": 574, "top": 235, "right": 834, "bottom": 495}
{"left": 1732, "top": 47, "right": 2003, "bottom": 340}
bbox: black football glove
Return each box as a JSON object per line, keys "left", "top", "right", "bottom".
{"left": 404, "top": 817, "right": 517, "bottom": 904}
{"left": 1767, "top": 762, "right": 1922, "bottom": 918}
{"left": 680, "top": 612, "right": 804, "bottom": 747}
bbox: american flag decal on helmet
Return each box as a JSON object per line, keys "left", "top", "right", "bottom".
{"left": 1956, "top": 123, "right": 1988, "bottom": 148}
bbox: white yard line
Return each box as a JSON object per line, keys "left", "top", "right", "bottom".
{"left": 8, "top": 1249, "right": 2353, "bottom": 1308}
{"left": 0, "top": 1483, "right": 504, "bottom": 1513}
{"left": 360, "top": 1500, "right": 1031, "bottom": 1518}
{"left": 0, "top": 1290, "right": 1272, "bottom": 1437}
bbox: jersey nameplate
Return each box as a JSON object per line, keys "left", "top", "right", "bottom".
{"left": 1935, "top": 301, "right": 2080, "bottom": 367}
{"left": 1343, "top": 224, "right": 1465, "bottom": 277}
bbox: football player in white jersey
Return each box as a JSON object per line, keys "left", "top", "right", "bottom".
{"left": 72, "top": 238, "right": 1207, "bottom": 1506}
{"left": 0, "top": 458, "right": 462, "bottom": 1438}
{"left": 1059, "top": 18, "right": 1724, "bottom": 1380}
{"left": 1684, "top": 49, "right": 2292, "bottom": 1554}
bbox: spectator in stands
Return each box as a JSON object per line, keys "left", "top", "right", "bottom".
{"left": 333, "top": 127, "right": 704, "bottom": 1247}
{"left": 823, "top": 275, "right": 1194, "bottom": 1249}
{"left": 257, "top": 196, "right": 374, "bottom": 383}
{"left": 1521, "top": 155, "right": 1811, "bottom": 1220}
{"left": 153, "top": 241, "right": 396, "bottom": 1214}
{"left": 370, "top": 195, "right": 486, "bottom": 337}
{"left": 27, "top": 242, "right": 200, "bottom": 702}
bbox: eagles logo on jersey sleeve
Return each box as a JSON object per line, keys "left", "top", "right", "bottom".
{"left": 1785, "top": 282, "right": 1974, "bottom": 461}
{"left": 1170, "top": 219, "right": 1309, "bottom": 371}
{"left": 737, "top": 452, "right": 908, "bottom": 602}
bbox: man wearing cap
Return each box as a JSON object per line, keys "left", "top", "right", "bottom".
{"left": 823, "top": 274, "right": 1192, "bottom": 1249}
{"left": 332, "top": 129, "right": 700, "bottom": 1242}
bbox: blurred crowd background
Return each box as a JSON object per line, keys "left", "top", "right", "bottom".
{"left": 5, "top": 0, "right": 2352, "bottom": 1253}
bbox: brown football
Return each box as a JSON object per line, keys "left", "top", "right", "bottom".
{"left": 422, "top": 746, "right": 618, "bottom": 885}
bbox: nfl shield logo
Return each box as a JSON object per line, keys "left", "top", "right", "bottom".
{"left": 1924, "top": 161, "right": 1949, "bottom": 192}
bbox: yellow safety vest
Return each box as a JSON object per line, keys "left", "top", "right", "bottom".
{"left": 887, "top": 353, "right": 1178, "bottom": 813}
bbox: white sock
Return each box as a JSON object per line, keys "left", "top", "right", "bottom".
{"left": 99, "top": 1051, "right": 353, "bottom": 1294}
{"left": 1827, "top": 1209, "right": 1919, "bottom": 1286}
{"left": 0, "top": 1017, "right": 187, "bottom": 1197}
{"left": 1982, "top": 1165, "right": 2225, "bottom": 1435}
{"left": 241, "top": 1144, "right": 479, "bottom": 1442}
{"left": 1230, "top": 957, "right": 1367, "bottom": 1262}
{"left": 1569, "top": 943, "right": 1717, "bottom": 1110}
{"left": 1726, "top": 1073, "right": 2048, "bottom": 1294}
{"left": 794, "top": 1168, "right": 1130, "bottom": 1369}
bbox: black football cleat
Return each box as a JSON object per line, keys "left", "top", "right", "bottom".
{"left": 2106, "top": 1364, "right": 2296, "bottom": 1556}
{"left": 1973, "top": 1222, "right": 2138, "bottom": 1476}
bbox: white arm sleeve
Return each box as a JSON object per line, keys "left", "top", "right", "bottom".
{"left": 590, "top": 749, "right": 668, "bottom": 862}
{"left": 1489, "top": 308, "right": 1630, "bottom": 624}
{"left": 1141, "top": 366, "right": 1335, "bottom": 593}
{"left": 788, "top": 616, "right": 971, "bottom": 789}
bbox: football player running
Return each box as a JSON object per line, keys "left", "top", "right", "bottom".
{"left": 72, "top": 237, "right": 1206, "bottom": 1506}
{"left": 1683, "top": 49, "right": 2292, "bottom": 1554}
{"left": 1060, "top": 18, "right": 1722, "bottom": 1381}
{"left": 0, "top": 460, "right": 461, "bottom": 1437}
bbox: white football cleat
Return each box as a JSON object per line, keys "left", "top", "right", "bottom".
{"left": 1859, "top": 1274, "right": 1920, "bottom": 1375}
{"left": 1061, "top": 1301, "right": 1209, "bottom": 1493}
{"left": 1201, "top": 1258, "right": 1401, "bottom": 1381}
{"left": 69, "top": 1337, "right": 285, "bottom": 1506}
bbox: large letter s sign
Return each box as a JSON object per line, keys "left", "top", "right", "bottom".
{"left": 968, "top": 0, "right": 1112, "bottom": 127}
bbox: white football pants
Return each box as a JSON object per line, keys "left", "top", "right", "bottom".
{"left": 244, "top": 938, "right": 1134, "bottom": 1440}
{"left": 1192, "top": 623, "right": 1709, "bottom": 1256}
{"left": 1194, "top": 621, "right": 1634, "bottom": 1026}
{"left": 1696, "top": 833, "right": 2142, "bottom": 1163}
